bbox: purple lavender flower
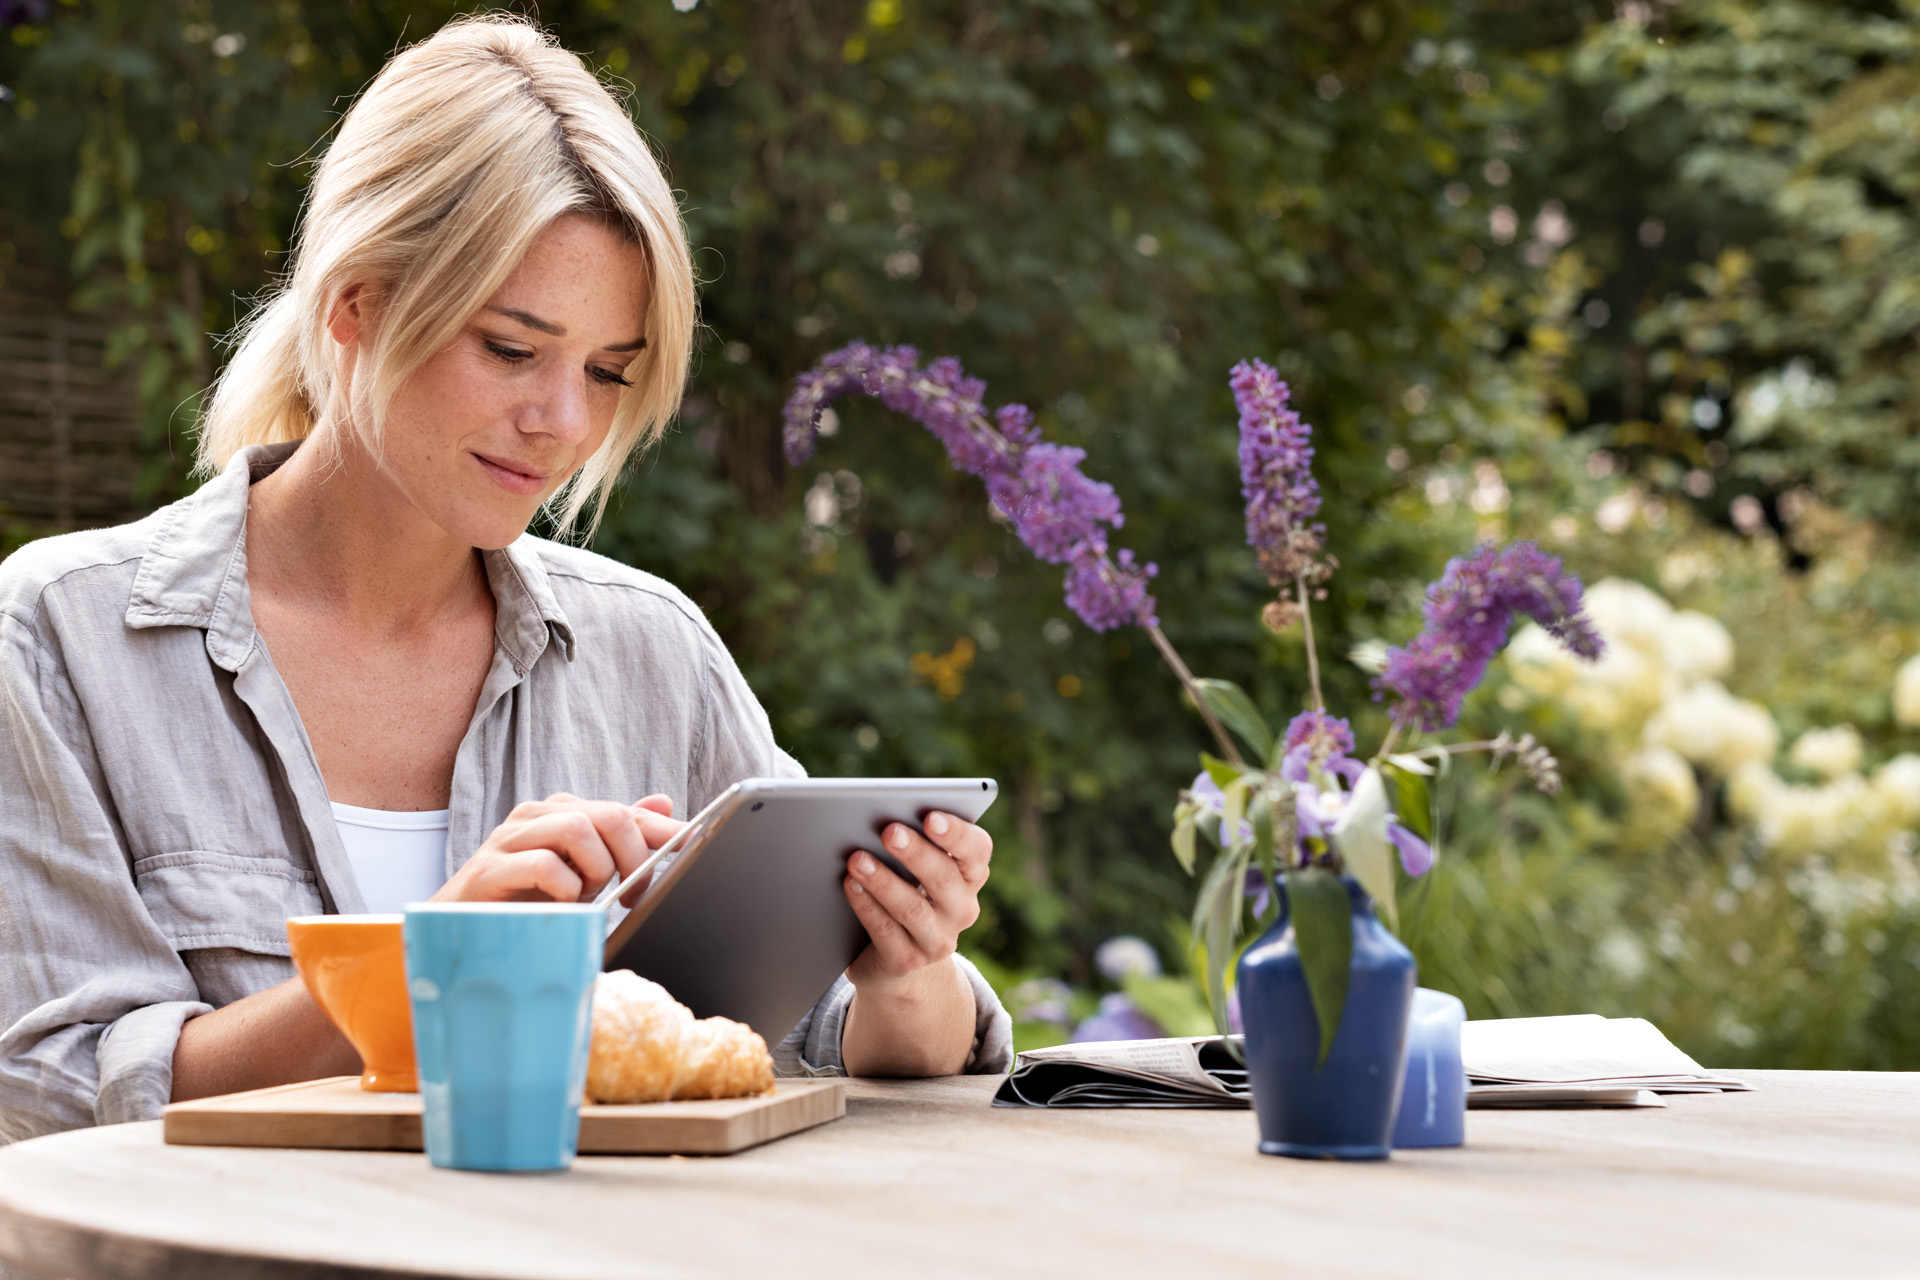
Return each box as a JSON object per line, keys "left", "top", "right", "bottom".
{"left": 785, "top": 343, "right": 1158, "bottom": 631}
{"left": 1376, "top": 541, "right": 1605, "bottom": 732}
{"left": 1283, "top": 709, "right": 1355, "bottom": 764}
{"left": 1233, "top": 359, "right": 1327, "bottom": 586}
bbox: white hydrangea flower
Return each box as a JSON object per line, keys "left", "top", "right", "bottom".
{"left": 1725, "top": 760, "right": 1782, "bottom": 825}
{"left": 1873, "top": 755, "right": 1920, "bottom": 829}
{"left": 1582, "top": 577, "right": 1675, "bottom": 663}
{"left": 1619, "top": 746, "right": 1699, "bottom": 839}
{"left": 1734, "top": 767, "right": 1907, "bottom": 864}
{"left": 1895, "top": 655, "right": 1920, "bottom": 729}
{"left": 1562, "top": 641, "right": 1667, "bottom": 739}
{"left": 1645, "top": 681, "right": 1780, "bottom": 776}
{"left": 1788, "top": 725, "right": 1865, "bottom": 782}
{"left": 1663, "top": 611, "right": 1734, "bottom": 683}
{"left": 1505, "top": 621, "right": 1583, "bottom": 700}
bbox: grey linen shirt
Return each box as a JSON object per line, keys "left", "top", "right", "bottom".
{"left": 0, "top": 443, "right": 1011, "bottom": 1141}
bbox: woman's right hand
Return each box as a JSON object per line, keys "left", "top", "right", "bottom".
{"left": 434, "top": 792, "right": 683, "bottom": 903}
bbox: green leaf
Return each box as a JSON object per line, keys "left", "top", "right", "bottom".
{"left": 1201, "top": 753, "right": 1245, "bottom": 791}
{"left": 1288, "top": 867, "right": 1352, "bottom": 1069}
{"left": 1384, "top": 760, "right": 1434, "bottom": 842}
{"left": 1219, "top": 775, "right": 1250, "bottom": 852}
{"left": 1190, "top": 838, "right": 1253, "bottom": 1042}
{"left": 1250, "top": 792, "right": 1274, "bottom": 874}
{"left": 1193, "top": 678, "right": 1275, "bottom": 761}
{"left": 1171, "top": 812, "right": 1198, "bottom": 875}
{"left": 1331, "top": 765, "right": 1398, "bottom": 931}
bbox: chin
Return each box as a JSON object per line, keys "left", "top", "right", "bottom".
{"left": 439, "top": 499, "right": 542, "bottom": 553}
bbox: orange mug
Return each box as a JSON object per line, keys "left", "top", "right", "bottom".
{"left": 286, "top": 914, "right": 416, "bottom": 1092}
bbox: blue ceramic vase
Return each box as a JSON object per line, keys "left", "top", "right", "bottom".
{"left": 1237, "top": 875, "right": 1417, "bottom": 1160}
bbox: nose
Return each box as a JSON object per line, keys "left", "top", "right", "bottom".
{"left": 519, "top": 361, "right": 594, "bottom": 446}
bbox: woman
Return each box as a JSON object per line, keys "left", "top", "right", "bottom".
{"left": 0, "top": 15, "right": 1008, "bottom": 1141}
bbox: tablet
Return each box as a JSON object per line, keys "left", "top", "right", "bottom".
{"left": 602, "top": 777, "right": 999, "bottom": 1046}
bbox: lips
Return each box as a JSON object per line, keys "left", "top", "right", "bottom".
{"left": 474, "top": 452, "right": 553, "bottom": 497}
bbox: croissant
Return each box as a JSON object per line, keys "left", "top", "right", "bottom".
{"left": 586, "top": 970, "right": 775, "bottom": 1104}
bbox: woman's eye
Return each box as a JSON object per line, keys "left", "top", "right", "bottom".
{"left": 590, "top": 366, "right": 634, "bottom": 388}
{"left": 485, "top": 341, "right": 534, "bottom": 363}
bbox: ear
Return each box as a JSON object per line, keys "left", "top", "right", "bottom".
{"left": 324, "top": 285, "right": 370, "bottom": 348}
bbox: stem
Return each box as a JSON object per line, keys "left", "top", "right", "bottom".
{"left": 1294, "top": 571, "right": 1324, "bottom": 712}
{"left": 834, "top": 372, "right": 1245, "bottom": 769}
{"left": 1406, "top": 740, "right": 1507, "bottom": 758}
{"left": 1372, "top": 721, "right": 1404, "bottom": 763}
{"left": 1145, "top": 622, "right": 1245, "bottom": 768}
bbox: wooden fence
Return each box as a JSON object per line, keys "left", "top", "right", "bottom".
{"left": 0, "top": 289, "right": 149, "bottom": 544}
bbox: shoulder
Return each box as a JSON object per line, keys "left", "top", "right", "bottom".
{"left": 0, "top": 513, "right": 161, "bottom": 636}
{"left": 515, "top": 537, "right": 723, "bottom": 656}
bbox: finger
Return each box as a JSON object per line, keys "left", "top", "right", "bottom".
{"left": 632, "top": 794, "right": 675, "bottom": 817}
{"left": 881, "top": 824, "right": 969, "bottom": 915}
{"left": 842, "top": 874, "right": 925, "bottom": 975}
{"left": 491, "top": 811, "right": 617, "bottom": 893}
{"left": 847, "top": 850, "right": 954, "bottom": 958}
{"left": 633, "top": 808, "right": 687, "bottom": 851}
{"left": 923, "top": 812, "right": 993, "bottom": 886}
{"left": 571, "top": 800, "right": 654, "bottom": 884}
{"left": 465, "top": 849, "right": 584, "bottom": 904}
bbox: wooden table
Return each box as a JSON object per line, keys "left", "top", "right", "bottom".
{"left": 0, "top": 1071, "right": 1913, "bottom": 1279}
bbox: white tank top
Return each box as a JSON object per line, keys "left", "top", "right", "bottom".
{"left": 330, "top": 801, "right": 451, "bottom": 914}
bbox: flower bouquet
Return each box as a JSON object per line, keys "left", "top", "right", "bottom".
{"left": 786, "top": 345, "right": 1604, "bottom": 1152}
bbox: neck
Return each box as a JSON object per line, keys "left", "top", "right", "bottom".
{"left": 245, "top": 421, "right": 490, "bottom": 635}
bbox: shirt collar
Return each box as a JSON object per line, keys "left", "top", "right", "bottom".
{"left": 126, "top": 441, "right": 576, "bottom": 673}
{"left": 484, "top": 537, "right": 576, "bottom": 673}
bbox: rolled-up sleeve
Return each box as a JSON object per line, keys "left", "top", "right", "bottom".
{"left": 0, "top": 616, "right": 208, "bottom": 1139}
{"left": 774, "top": 955, "right": 1014, "bottom": 1077}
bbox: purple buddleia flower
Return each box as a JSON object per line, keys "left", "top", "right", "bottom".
{"left": 985, "top": 444, "right": 1124, "bottom": 562}
{"left": 1071, "top": 993, "right": 1167, "bottom": 1043}
{"left": 1282, "top": 709, "right": 1355, "bottom": 765}
{"left": 1233, "top": 359, "right": 1327, "bottom": 587}
{"left": 1387, "top": 819, "right": 1434, "bottom": 876}
{"left": 785, "top": 343, "right": 1158, "bottom": 631}
{"left": 1376, "top": 541, "right": 1605, "bottom": 732}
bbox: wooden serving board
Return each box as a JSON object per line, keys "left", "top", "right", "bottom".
{"left": 163, "top": 1076, "right": 846, "bottom": 1157}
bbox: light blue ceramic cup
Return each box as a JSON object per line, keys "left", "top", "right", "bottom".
{"left": 402, "top": 902, "right": 605, "bottom": 1172}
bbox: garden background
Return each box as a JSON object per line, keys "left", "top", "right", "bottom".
{"left": 5, "top": 0, "right": 1920, "bottom": 1069}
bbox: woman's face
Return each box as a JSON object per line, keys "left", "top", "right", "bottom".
{"left": 360, "top": 214, "right": 651, "bottom": 550}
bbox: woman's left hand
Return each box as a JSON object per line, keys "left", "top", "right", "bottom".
{"left": 839, "top": 811, "right": 991, "bottom": 1076}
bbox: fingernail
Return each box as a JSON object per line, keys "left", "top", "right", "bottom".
{"left": 853, "top": 853, "right": 875, "bottom": 875}
{"left": 927, "top": 812, "right": 949, "bottom": 836}
{"left": 888, "top": 826, "right": 909, "bottom": 850}
{"left": 851, "top": 882, "right": 866, "bottom": 895}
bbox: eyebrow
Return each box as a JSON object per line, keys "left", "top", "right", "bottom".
{"left": 486, "top": 306, "right": 647, "bottom": 352}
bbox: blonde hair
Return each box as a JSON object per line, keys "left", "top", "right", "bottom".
{"left": 196, "top": 12, "right": 693, "bottom": 535}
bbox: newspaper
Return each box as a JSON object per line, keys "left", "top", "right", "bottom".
{"left": 993, "top": 1015, "right": 1748, "bottom": 1109}
{"left": 1458, "top": 1014, "right": 1750, "bottom": 1105}
{"left": 992, "top": 1036, "right": 1249, "bottom": 1108}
